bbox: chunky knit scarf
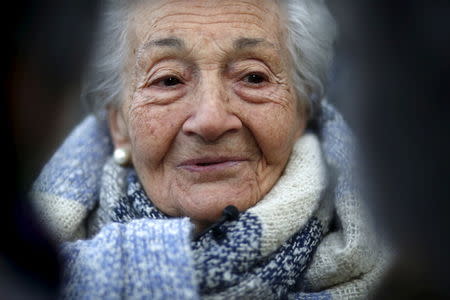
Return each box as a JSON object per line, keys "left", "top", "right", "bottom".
{"left": 31, "top": 101, "right": 390, "bottom": 299}
{"left": 87, "top": 131, "right": 329, "bottom": 299}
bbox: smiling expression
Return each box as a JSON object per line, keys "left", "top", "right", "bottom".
{"left": 109, "top": 0, "right": 307, "bottom": 230}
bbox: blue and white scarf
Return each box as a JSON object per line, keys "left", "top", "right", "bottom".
{"left": 31, "top": 101, "right": 390, "bottom": 299}
{"left": 88, "top": 166, "right": 324, "bottom": 299}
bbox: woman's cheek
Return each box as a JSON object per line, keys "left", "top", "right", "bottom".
{"left": 260, "top": 111, "right": 296, "bottom": 158}
{"left": 126, "top": 104, "right": 180, "bottom": 166}
{"left": 235, "top": 98, "right": 300, "bottom": 164}
{"left": 128, "top": 88, "right": 187, "bottom": 139}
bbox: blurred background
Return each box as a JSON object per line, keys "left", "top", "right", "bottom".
{"left": 1, "top": 0, "right": 449, "bottom": 298}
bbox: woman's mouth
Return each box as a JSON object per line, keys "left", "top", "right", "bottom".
{"left": 177, "top": 157, "right": 246, "bottom": 172}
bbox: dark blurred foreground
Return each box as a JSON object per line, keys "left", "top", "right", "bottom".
{"left": 2, "top": 0, "right": 449, "bottom": 298}
{"left": 328, "top": 1, "right": 450, "bottom": 298}
{"left": 1, "top": 1, "right": 98, "bottom": 298}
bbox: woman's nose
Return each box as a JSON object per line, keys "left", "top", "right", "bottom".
{"left": 182, "top": 88, "right": 242, "bottom": 142}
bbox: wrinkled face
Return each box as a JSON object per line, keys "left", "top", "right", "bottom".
{"left": 109, "top": 0, "right": 306, "bottom": 230}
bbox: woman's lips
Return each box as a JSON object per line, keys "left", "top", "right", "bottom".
{"left": 177, "top": 157, "right": 246, "bottom": 172}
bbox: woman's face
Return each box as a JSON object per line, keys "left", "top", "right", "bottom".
{"left": 109, "top": 0, "right": 306, "bottom": 229}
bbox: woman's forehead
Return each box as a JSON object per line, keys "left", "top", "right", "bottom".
{"left": 128, "top": 0, "right": 285, "bottom": 50}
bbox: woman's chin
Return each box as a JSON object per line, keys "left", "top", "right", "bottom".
{"left": 181, "top": 194, "right": 249, "bottom": 223}
{"left": 172, "top": 184, "right": 259, "bottom": 226}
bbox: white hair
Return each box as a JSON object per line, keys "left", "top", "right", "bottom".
{"left": 82, "top": 0, "right": 337, "bottom": 119}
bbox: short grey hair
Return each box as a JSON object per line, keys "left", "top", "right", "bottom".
{"left": 82, "top": 0, "right": 337, "bottom": 119}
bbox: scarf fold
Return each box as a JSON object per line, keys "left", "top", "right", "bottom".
{"left": 302, "top": 102, "right": 390, "bottom": 298}
{"left": 31, "top": 101, "right": 391, "bottom": 299}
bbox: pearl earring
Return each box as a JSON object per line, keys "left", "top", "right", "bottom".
{"left": 113, "top": 148, "right": 131, "bottom": 166}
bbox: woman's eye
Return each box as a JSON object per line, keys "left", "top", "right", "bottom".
{"left": 150, "top": 76, "right": 183, "bottom": 88}
{"left": 161, "top": 76, "right": 182, "bottom": 86}
{"left": 243, "top": 73, "right": 267, "bottom": 85}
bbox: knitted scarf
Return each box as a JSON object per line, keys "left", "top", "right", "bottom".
{"left": 87, "top": 131, "right": 329, "bottom": 299}
{"left": 31, "top": 101, "right": 390, "bottom": 299}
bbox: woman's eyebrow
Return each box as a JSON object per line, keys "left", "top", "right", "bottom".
{"left": 233, "top": 37, "right": 275, "bottom": 50}
{"left": 142, "top": 37, "right": 274, "bottom": 51}
{"left": 142, "top": 37, "right": 186, "bottom": 51}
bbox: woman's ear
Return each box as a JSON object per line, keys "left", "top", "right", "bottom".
{"left": 108, "top": 107, "right": 131, "bottom": 149}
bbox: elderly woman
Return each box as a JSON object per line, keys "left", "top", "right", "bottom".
{"left": 32, "top": 0, "right": 389, "bottom": 299}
